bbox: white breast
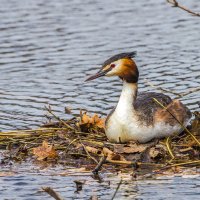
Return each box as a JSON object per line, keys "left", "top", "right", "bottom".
{"left": 106, "top": 111, "right": 182, "bottom": 143}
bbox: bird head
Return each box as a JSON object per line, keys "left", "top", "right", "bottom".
{"left": 85, "top": 52, "right": 139, "bottom": 83}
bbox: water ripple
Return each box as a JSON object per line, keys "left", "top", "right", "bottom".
{"left": 0, "top": 0, "right": 199, "bottom": 132}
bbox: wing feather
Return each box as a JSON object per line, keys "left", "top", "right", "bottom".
{"left": 134, "top": 92, "right": 172, "bottom": 125}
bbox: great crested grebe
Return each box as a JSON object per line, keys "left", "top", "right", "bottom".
{"left": 85, "top": 52, "right": 192, "bottom": 143}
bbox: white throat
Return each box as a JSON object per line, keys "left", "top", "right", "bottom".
{"left": 115, "top": 81, "right": 138, "bottom": 115}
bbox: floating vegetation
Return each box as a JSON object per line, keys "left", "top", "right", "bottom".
{"left": 0, "top": 104, "right": 199, "bottom": 177}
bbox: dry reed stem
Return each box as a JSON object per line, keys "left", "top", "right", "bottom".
{"left": 155, "top": 160, "right": 200, "bottom": 174}
{"left": 80, "top": 140, "right": 99, "bottom": 164}
{"left": 168, "top": 160, "right": 200, "bottom": 167}
{"left": 45, "top": 106, "right": 74, "bottom": 130}
{"left": 166, "top": 137, "right": 175, "bottom": 159}
{"left": 0, "top": 128, "right": 68, "bottom": 136}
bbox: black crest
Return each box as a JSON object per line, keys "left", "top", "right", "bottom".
{"left": 102, "top": 51, "right": 137, "bottom": 67}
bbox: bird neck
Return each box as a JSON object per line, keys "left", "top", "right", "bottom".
{"left": 116, "top": 81, "right": 138, "bottom": 114}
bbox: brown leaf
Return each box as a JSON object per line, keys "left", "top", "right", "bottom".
{"left": 103, "top": 147, "right": 126, "bottom": 161}
{"left": 33, "top": 141, "right": 58, "bottom": 160}
{"left": 85, "top": 146, "right": 102, "bottom": 155}
{"left": 114, "top": 143, "right": 147, "bottom": 154}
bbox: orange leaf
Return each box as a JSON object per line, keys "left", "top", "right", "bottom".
{"left": 79, "top": 112, "right": 105, "bottom": 129}
{"left": 81, "top": 113, "right": 93, "bottom": 124}
{"left": 32, "top": 141, "right": 58, "bottom": 160}
{"left": 93, "top": 114, "right": 105, "bottom": 129}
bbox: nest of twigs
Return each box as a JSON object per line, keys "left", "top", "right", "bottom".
{"left": 0, "top": 104, "right": 199, "bottom": 176}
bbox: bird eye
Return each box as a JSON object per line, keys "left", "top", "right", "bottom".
{"left": 110, "top": 64, "right": 115, "bottom": 68}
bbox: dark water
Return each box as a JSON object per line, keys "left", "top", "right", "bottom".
{"left": 0, "top": 0, "right": 199, "bottom": 131}
{"left": 0, "top": 164, "right": 200, "bottom": 200}
{"left": 0, "top": 0, "right": 200, "bottom": 199}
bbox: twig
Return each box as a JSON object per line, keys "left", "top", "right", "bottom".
{"left": 143, "top": 160, "right": 200, "bottom": 177}
{"left": 65, "top": 138, "right": 78, "bottom": 152}
{"left": 179, "top": 86, "right": 200, "bottom": 98}
{"left": 154, "top": 160, "right": 200, "bottom": 174}
{"left": 92, "top": 155, "right": 107, "bottom": 174}
{"left": 144, "top": 79, "right": 181, "bottom": 97}
{"left": 153, "top": 98, "right": 200, "bottom": 146}
{"left": 42, "top": 187, "right": 64, "bottom": 200}
{"left": 111, "top": 179, "right": 122, "bottom": 200}
{"left": 167, "top": 0, "right": 200, "bottom": 17}
{"left": 45, "top": 106, "right": 74, "bottom": 130}
{"left": 80, "top": 140, "right": 99, "bottom": 164}
{"left": 144, "top": 79, "right": 200, "bottom": 98}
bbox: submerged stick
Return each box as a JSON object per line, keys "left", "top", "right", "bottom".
{"left": 153, "top": 98, "right": 200, "bottom": 146}
{"left": 111, "top": 179, "right": 123, "bottom": 200}
{"left": 92, "top": 155, "right": 107, "bottom": 174}
{"left": 42, "top": 187, "right": 64, "bottom": 200}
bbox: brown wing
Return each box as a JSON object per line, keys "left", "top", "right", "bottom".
{"left": 134, "top": 92, "right": 172, "bottom": 126}
{"left": 154, "top": 99, "right": 192, "bottom": 126}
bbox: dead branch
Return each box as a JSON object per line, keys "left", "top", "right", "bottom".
{"left": 92, "top": 155, "right": 107, "bottom": 174}
{"left": 42, "top": 187, "right": 64, "bottom": 200}
{"left": 167, "top": 0, "right": 200, "bottom": 17}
